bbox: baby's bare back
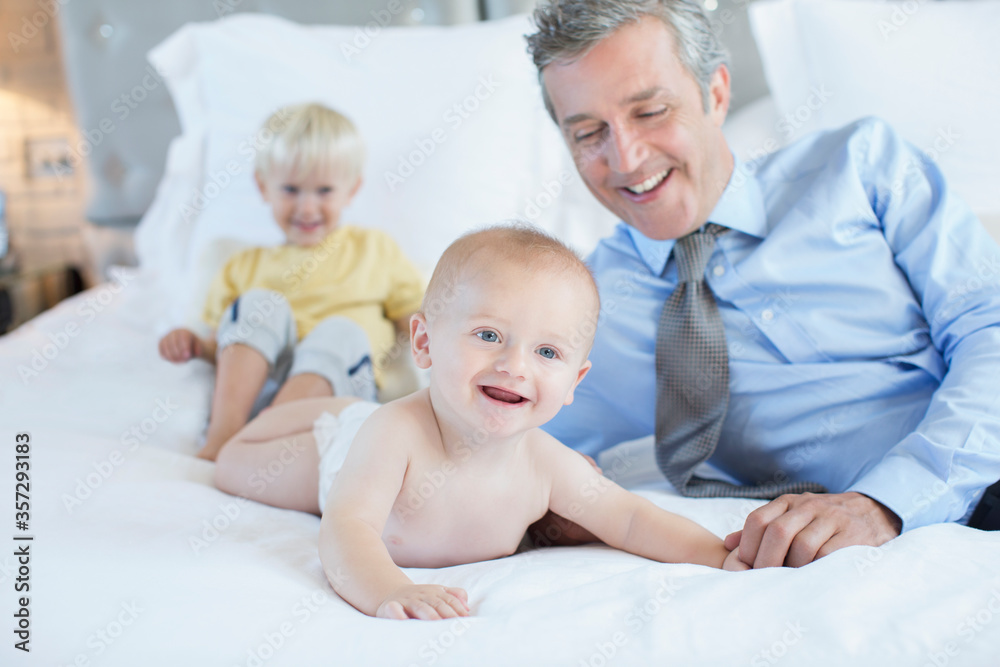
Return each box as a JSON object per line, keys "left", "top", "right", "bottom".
{"left": 375, "top": 391, "right": 554, "bottom": 568}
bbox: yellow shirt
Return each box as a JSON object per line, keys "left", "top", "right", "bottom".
{"left": 202, "top": 225, "right": 424, "bottom": 385}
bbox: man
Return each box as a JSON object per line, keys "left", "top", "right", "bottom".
{"left": 526, "top": 0, "right": 1000, "bottom": 568}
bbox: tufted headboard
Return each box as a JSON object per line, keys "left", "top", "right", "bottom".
{"left": 54, "top": 0, "right": 480, "bottom": 227}
{"left": 55, "top": 0, "right": 770, "bottom": 229}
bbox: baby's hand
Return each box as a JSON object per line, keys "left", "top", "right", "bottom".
{"left": 723, "top": 547, "right": 750, "bottom": 572}
{"left": 159, "top": 328, "right": 202, "bottom": 363}
{"left": 376, "top": 585, "right": 470, "bottom": 620}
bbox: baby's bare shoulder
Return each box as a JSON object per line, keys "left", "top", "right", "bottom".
{"left": 524, "top": 428, "right": 582, "bottom": 470}
{"left": 357, "top": 390, "right": 439, "bottom": 451}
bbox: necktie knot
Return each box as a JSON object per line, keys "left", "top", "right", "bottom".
{"left": 673, "top": 224, "right": 722, "bottom": 283}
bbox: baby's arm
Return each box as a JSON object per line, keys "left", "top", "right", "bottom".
{"left": 319, "top": 407, "right": 469, "bottom": 620}
{"left": 542, "top": 438, "right": 739, "bottom": 569}
{"left": 158, "top": 328, "right": 217, "bottom": 363}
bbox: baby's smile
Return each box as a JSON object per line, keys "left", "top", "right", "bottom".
{"left": 480, "top": 385, "right": 527, "bottom": 405}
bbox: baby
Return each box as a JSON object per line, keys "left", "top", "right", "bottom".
{"left": 214, "top": 224, "right": 744, "bottom": 621}
{"left": 158, "top": 103, "right": 423, "bottom": 460}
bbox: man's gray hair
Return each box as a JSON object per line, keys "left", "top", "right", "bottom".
{"left": 526, "top": 0, "right": 729, "bottom": 119}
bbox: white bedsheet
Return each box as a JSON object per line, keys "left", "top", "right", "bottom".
{"left": 3, "top": 279, "right": 1000, "bottom": 666}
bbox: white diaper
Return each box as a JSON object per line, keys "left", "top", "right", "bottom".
{"left": 315, "top": 400, "right": 381, "bottom": 511}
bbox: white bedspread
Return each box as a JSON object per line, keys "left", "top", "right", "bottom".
{"left": 3, "top": 278, "right": 999, "bottom": 666}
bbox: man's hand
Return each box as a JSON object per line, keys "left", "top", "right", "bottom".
{"left": 159, "top": 328, "right": 204, "bottom": 363}
{"left": 376, "top": 585, "right": 470, "bottom": 620}
{"left": 724, "top": 492, "right": 901, "bottom": 568}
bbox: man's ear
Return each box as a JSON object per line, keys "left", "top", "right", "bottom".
{"left": 708, "top": 63, "right": 731, "bottom": 127}
{"left": 410, "top": 313, "right": 432, "bottom": 369}
{"left": 563, "top": 359, "right": 592, "bottom": 406}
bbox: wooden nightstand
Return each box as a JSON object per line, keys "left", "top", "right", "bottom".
{"left": 0, "top": 263, "right": 85, "bottom": 334}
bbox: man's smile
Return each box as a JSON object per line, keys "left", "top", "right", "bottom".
{"left": 620, "top": 168, "right": 672, "bottom": 201}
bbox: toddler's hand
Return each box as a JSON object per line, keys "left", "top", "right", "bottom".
{"left": 723, "top": 546, "right": 750, "bottom": 571}
{"left": 376, "top": 585, "right": 470, "bottom": 620}
{"left": 159, "top": 328, "right": 202, "bottom": 363}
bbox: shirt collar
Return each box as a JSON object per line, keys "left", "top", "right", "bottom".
{"left": 624, "top": 153, "right": 768, "bottom": 275}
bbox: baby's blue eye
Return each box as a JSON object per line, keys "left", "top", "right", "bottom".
{"left": 537, "top": 347, "right": 557, "bottom": 359}
{"left": 282, "top": 185, "right": 298, "bottom": 194}
{"left": 477, "top": 330, "right": 499, "bottom": 343}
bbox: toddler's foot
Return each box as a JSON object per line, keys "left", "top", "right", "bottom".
{"left": 198, "top": 421, "right": 243, "bottom": 461}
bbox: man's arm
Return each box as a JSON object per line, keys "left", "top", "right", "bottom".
{"left": 543, "top": 439, "right": 734, "bottom": 568}
{"left": 318, "top": 407, "right": 469, "bottom": 620}
{"left": 732, "top": 119, "right": 1000, "bottom": 567}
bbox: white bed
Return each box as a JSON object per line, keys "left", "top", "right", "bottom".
{"left": 5, "top": 2, "right": 1000, "bottom": 665}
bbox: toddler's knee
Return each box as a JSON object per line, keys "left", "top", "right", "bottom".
{"left": 293, "top": 317, "right": 377, "bottom": 402}
{"left": 223, "top": 289, "right": 291, "bottom": 328}
{"left": 216, "top": 289, "right": 295, "bottom": 361}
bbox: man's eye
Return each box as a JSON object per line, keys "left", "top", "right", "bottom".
{"left": 638, "top": 107, "right": 667, "bottom": 119}
{"left": 537, "top": 347, "right": 557, "bottom": 359}
{"left": 477, "top": 330, "right": 499, "bottom": 343}
{"left": 572, "top": 122, "right": 609, "bottom": 142}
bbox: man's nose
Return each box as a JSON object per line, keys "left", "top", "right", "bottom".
{"left": 605, "top": 125, "right": 648, "bottom": 176}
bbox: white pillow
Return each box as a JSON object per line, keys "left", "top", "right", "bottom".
{"left": 721, "top": 94, "right": 783, "bottom": 162}
{"left": 749, "top": 0, "right": 1000, "bottom": 219}
{"left": 141, "top": 13, "right": 617, "bottom": 327}
{"left": 135, "top": 23, "right": 207, "bottom": 330}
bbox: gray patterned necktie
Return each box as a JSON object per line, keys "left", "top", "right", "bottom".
{"left": 654, "top": 224, "right": 826, "bottom": 498}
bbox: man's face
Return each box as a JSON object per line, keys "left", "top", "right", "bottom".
{"left": 542, "top": 16, "right": 733, "bottom": 241}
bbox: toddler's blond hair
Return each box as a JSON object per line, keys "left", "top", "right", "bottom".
{"left": 254, "top": 103, "right": 365, "bottom": 182}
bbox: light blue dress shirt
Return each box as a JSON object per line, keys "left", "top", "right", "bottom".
{"left": 545, "top": 117, "right": 1000, "bottom": 531}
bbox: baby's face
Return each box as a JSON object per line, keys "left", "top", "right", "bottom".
{"left": 421, "top": 260, "right": 594, "bottom": 439}
{"left": 256, "top": 161, "right": 360, "bottom": 247}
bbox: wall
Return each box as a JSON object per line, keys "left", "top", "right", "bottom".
{"left": 0, "top": 0, "right": 93, "bottom": 282}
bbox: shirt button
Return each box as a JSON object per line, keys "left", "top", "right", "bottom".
{"left": 761, "top": 309, "right": 775, "bottom": 321}
{"left": 713, "top": 265, "right": 725, "bottom": 276}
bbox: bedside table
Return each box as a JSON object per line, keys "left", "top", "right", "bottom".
{"left": 0, "top": 263, "right": 85, "bottom": 334}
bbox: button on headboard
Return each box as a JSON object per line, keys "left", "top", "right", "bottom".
{"left": 54, "top": 0, "right": 479, "bottom": 226}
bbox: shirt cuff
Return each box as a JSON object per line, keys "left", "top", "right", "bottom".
{"left": 848, "top": 441, "right": 974, "bottom": 532}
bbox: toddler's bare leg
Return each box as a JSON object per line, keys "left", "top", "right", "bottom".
{"left": 272, "top": 372, "right": 334, "bottom": 405}
{"left": 214, "top": 396, "right": 361, "bottom": 515}
{"left": 199, "top": 343, "right": 269, "bottom": 461}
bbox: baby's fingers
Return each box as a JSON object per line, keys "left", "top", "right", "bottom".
{"left": 723, "top": 548, "right": 750, "bottom": 572}
{"left": 377, "top": 601, "right": 408, "bottom": 620}
{"left": 430, "top": 597, "right": 461, "bottom": 620}
{"left": 407, "top": 600, "right": 444, "bottom": 621}
{"left": 445, "top": 587, "right": 468, "bottom": 604}
{"left": 724, "top": 530, "right": 742, "bottom": 551}
{"left": 444, "top": 587, "right": 470, "bottom": 614}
